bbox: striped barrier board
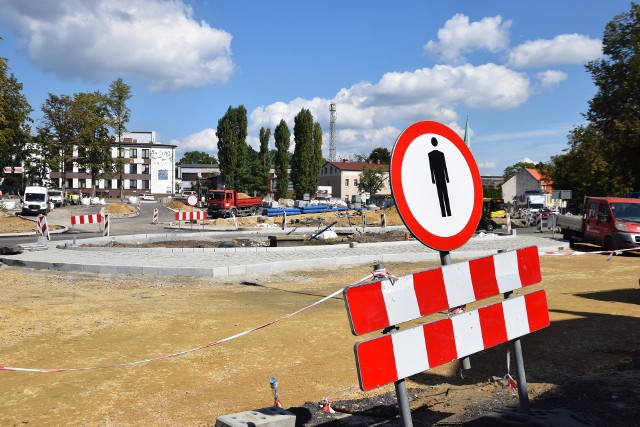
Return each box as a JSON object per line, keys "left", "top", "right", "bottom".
{"left": 70, "top": 214, "right": 102, "bottom": 225}
{"left": 36, "top": 214, "right": 50, "bottom": 241}
{"left": 344, "top": 246, "right": 541, "bottom": 336}
{"left": 343, "top": 245, "right": 547, "bottom": 391}
{"left": 175, "top": 211, "right": 206, "bottom": 221}
{"left": 103, "top": 213, "right": 110, "bottom": 237}
{"left": 354, "top": 290, "right": 549, "bottom": 391}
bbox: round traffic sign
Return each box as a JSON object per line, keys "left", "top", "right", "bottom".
{"left": 390, "top": 121, "right": 483, "bottom": 251}
{"left": 186, "top": 194, "right": 198, "bottom": 206}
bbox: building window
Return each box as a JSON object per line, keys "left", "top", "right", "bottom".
{"left": 104, "top": 179, "right": 112, "bottom": 189}
{"left": 118, "top": 148, "right": 125, "bottom": 158}
{"left": 142, "top": 164, "right": 150, "bottom": 174}
{"left": 78, "top": 166, "right": 86, "bottom": 173}
{"left": 129, "top": 179, "right": 137, "bottom": 189}
{"left": 79, "top": 180, "right": 86, "bottom": 189}
{"left": 142, "top": 149, "right": 150, "bottom": 159}
{"left": 117, "top": 180, "right": 123, "bottom": 189}
{"left": 354, "top": 179, "right": 358, "bottom": 187}
{"left": 345, "top": 178, "right": 349, "bottom": 187}
{"left": 130, "top": 148, "right": 137, "bottom": 158}
{"left": 66, "top": 179, "right": 73, "bottom": 189}
{"left": 141, "top": 180, "right": 150, "bottom": 190}
{"left": 129, "top": 163, "right": 137, "bottom": 174}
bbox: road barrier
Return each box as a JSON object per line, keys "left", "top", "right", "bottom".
{"left": 36, "top": 214, "right": 50, "bottom": 242}
{"left": 343, "top": 246, "right": 548, "bottom": 416}
{"left": 103, "top": 213, "right": 110, "bottom": 237}
{"left": 152, "top": 208, "right": 158, "bottom": 224}
{"left": 70, "top": 214, "right": 103, "bottom": 232}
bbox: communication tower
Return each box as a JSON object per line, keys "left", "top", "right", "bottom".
{"left": 329, "top": 102, "right": 337, "bottom": 162}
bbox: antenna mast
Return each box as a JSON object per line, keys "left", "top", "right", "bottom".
{"left": 329, "top": 102, "right": 337, "bottom": 162}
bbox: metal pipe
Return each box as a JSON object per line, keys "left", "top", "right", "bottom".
{"left": 394, "top": 378, "right": 413, "bottom": 427}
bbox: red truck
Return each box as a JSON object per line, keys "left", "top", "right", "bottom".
{"left": 206, "top": 190, "right": 263, "bottom": 218}
{"left": 556, "top": 196, "right": 640, "bottom": 251}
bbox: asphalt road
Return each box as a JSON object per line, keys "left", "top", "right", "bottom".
{"left": 0, "top": 201, "right": 179, "bottom": 246}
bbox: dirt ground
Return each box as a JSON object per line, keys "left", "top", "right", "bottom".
{"left": 1, "top": 251, "right": 639, "bottom": 426}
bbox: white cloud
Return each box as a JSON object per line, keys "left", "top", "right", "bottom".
{"left": 171, "top": 128, "right": 218, "bottom": 159}
{"left": 536, "top": 70, "right": 567, "bottom": 90}
{"left": 1, "top": 0, "right": 234, "bottom": 91}
{"left": 477, "top": 161, "right": 497, "bottom": 171}
{"left": 424, "top": 14, "right": 511, "bottom": 65}
{"left": 507, "top": 34, "right": 602, "bottom": 69}
{"left": 248, "top": 63, "right": 531, "bottom": 157}
{"left": 519, "top": 157, "right": 536, "bottom": 164}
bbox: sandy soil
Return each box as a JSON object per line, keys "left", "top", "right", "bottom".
{"left": 1, "top": 253, "right": 639, "bottom": 426}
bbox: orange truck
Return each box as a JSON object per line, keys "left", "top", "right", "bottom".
{"left": 206, "top": 189, "right": 263, "bottom": 218}
{"left": 556, "top": 196, "right": 640, "bottom": 251}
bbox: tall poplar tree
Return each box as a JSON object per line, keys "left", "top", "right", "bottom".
{"left": 274, "top": 119, "right": 290, "bottom": 199}
{"left": 216, "top": 105, "right": 248, "bottom": 191}
{"left": 312, "top": 121, "right": 323, "bottom": 190}
{"left": 291, "top": 108, "right": 315, "bottom": 199}
{"left": 258, "top": 127, "right": 272, "bottom": 196}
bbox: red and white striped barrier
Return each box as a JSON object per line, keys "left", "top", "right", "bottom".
{"left": 175, "top": 211, "right": 206, "bottom": 221}
{"left": 103, "top": 213, "right": 110, "bottom": 237}
{"left": 344, "top": 245, "right": 547, "bottom": 391}
{"left": 70, "top": 214, "right": 102, "bottom": 226}
{"left": 381, "top": 213, "right": 387, "bottom": 228}
{"left": 152, "top": 208, "right": 158, "bottom": 224}
{"left": 506, "top": 213, "right": 511, "bottom": 234}
{"left": 36, "top": 214, "right": 50, "bottom": 241}
{"left": 536, "top": 214, "right": 542, "bottom": 232}
{"left": 344, "top": 246, "right": 541, "bottom": 335}
{"left": 354, "top": 290, "right": 549, "bottom": 390}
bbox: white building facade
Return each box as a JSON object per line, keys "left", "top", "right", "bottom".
{"left": 48, "top": 131, "right": 176, "bottom": 197}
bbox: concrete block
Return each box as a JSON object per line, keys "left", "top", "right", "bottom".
{"left": 215, "top": 406, "right": 295, "bottom": 427}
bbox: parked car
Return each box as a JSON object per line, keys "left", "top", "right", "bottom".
{"left": 477, "top": 217, "right": 498, "bottom": 232}
{"left": 47, "top": 189, "right": 64, "bottom": 207}
{"left": 539, "top": 208, "right": 553, "bottom": 218}
{"left": 140, "top": 193, "right": 155, "bottom": 201}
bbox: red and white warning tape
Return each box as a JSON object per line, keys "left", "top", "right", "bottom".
{"left": 0, "top": 274, "right": 374, "bottom": 374}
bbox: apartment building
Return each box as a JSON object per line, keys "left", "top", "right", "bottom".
{"left": 48, "top": 131, "right": 176, "bottom": 198}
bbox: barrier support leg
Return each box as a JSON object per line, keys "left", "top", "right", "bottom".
{"left": 394, "top": 378, "right": 413, "bottom": 427}
{"left": 504, "top": 287, "right": 530, "bottom": 414}
{"left": 441, "top": 250, "right": 471, "bottom": 371}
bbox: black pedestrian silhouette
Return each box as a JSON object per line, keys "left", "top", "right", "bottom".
{"left": 428, "top": 137, "right": 452, "bottom": 217}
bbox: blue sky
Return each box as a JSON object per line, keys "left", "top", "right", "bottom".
{"left": 0, "top": 0, "right": 632, "bottom": 176}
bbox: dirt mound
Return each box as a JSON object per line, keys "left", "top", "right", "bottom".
{"left": 0, "top": 213, "right": 64, "bottom": 233}
{"left": 103, "top": 202, "right": 137, "bottom": 216}
{"left": 237, "top": 192, "right": 252, "bottom": 199}
{"left": 166, "top": 201, "right": 197, "bottom": 211}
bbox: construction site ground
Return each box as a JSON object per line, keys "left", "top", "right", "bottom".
{"left": 1, "top": 201, "right": 639, "bottom": 426}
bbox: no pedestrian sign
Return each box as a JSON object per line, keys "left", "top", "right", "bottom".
{"left": 390, "top": 121, "right": 483, "bottom": 251}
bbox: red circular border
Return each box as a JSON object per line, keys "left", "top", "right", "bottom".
{"left": 186, "top": 194, "right": 198, "bottom": 206}
{"left": 390, "top": 121, "right": 483, "bottom": 251}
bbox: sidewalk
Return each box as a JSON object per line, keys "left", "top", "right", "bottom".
{"left": 0, "top": 229, "right": 569, "bottom": 277}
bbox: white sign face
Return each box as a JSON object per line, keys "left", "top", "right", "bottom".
{"left": 186, "top": 194, "right": 198, "bottom": 206}
{"left": 391, "top": 121, "right": 482, "bottom": 251}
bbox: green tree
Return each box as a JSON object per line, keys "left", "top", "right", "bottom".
{"left": 368, "top": 147, "right": 391, "bottom": 164}
{"left": 40, "top": 94, "right": 76, "bottom": 194}
{"left": 358, "top": 165, "right": 387, "bottom": 202}
{"left": 258, "top": 127, "right": 272, "bottom": 196}
{"left": 503, "top": 161, "right": 537, "bottom": 180}
{"left": 312, "top": 121, "right": 323, "bottom": 188}
{"left": 105, "top": 78, "right": 132, "bottom": 198}
{"left": 291, "top": 108, "right": 315, "bottom": 199}
{"left": 0, "top": 55, "right": 33, "bottom": 186}
{"left": 216, "top": 105, "right": 248, "bottom": 191}
{"left": 73, "top": 91, "right": 113, "bottom": 197}
{"left": 177, "top": 151, "right": 218, "bottom": 165}
{"left": 584, "top": 3, "right": 640, "bottom": 191}
{"left": 551, "top": 4, "right": 640, "bottom": 199}
{"left": 274, "top": 119, "right": 290, "bottom": 199}
{"left": 550, "top": 125, "right": 624, "bottom": 203}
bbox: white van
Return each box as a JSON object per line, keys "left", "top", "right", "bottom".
{"left": 48, "top": 189, "right": 64, "bottom": 207}
{"left": 22, "top": 186, "right": 50, "bottom": 216}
